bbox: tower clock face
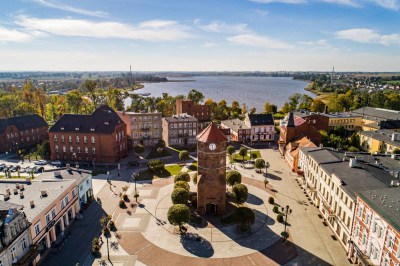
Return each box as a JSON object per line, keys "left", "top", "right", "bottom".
{"left": 209, "top": 143, "right": 216, "bottom": 151}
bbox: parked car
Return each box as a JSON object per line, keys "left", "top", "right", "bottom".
{"left": 126, "top": 160, "right": 139, "bottom": 167}
{"left": 0, "top": 164, "right": 6, "bottom": 171}
{"left": 34, "top": 160, "right": 47, "bottom": 165}
{"left": 50, "top": 161, "right": 64, "bottom": 167}
{"left": 34, "top": 166, "right": 45, "bottom": 173}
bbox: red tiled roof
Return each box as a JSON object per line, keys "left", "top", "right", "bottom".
{"left": 294, "top": 116, "right": 306, "bottom": 126}
{"left": 197, "top": 123, "right": 227, "bottom": 143}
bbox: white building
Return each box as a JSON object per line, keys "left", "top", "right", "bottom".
{"left": 243, "top": 113, "right": 275, "bottom": 142}
{"left": 298, "top": 148, "right": 392, "bottom": 250}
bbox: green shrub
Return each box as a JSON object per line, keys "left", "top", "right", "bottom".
{"left": 268, "top": 197, "right": 275, "bottom": 204}
{"left": 273, "top": 206, "right": 279, "bottom": 213}
{"left": 174, "top": 172, "right": 190, "bottom": 183}
{"left": 226, "top": 170, "right": 242, "bottom": 187}
{"left": 171, "top": 188, "right": 189, "bottom": 204}
{"left": 174, "top": 181, "right": 190, "bottom": 191}
{"left": 148, "top": 159, "right": 165, "bottom": 173}
{"left": 192, "top": 172, "right": 197, "bottom": 185}
{"left": 233, "top": 184, "right": 248, "bottom": 203}
{"left": 277, "top": 214, "right": 284, "bottom": 223}
{"left": 119, "top": 200, "right": 126, "bottom": 208}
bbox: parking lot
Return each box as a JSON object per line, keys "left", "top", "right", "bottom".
{"left": 0, "top": 158, "right": 63, "bottom": 177}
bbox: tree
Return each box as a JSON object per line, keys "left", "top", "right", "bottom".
{"left": 83, "top": 80, "right": 99, "bottom": 109}
{"left": 179, "top": 150, "right": 190, "bottom": 164}
{"left": 250, "top": 152, "right": 257, "bottom": 161}
{"left": 311, "top": 99, "right": 325, "bottom": 113}
{"left": 264, "top": 101, "right": 277, "bottom": 113}
{"left": 298, "top": 94, "right": 313, "bottom": 110}
{"left": 148, "top": 159, "right": 165, "bottom": 173}
{"left": 233, "top": 184, "right": 248, "bottom": 203}
{"left": 277, "top": 214, "right": 284, "bottom": 223}
{"left": 393, "top": 148, "right": 400, "bottom": 154}
{"left": 226, "top": 170, "right": 242, "bottom": 187}
{"left": 235, "top": 207, "right": 255, "bottom": 232}
{"left": 288, "top": 93, "right": 301, "bottom": 111}
{"left": 280, "top": 102, "right": 290, "bottom": 113}
{"left": 66, "top": 90, "right": 82, "bottom": 114}
{"left": 167, "top": 204, "right": 190, "bottom": 231}
{"left": 174, "top": 181, "right": 190, "bottom": 191}
{"left": 174, "top": 172, "right": 190, "bottom": 183}
{"left": 187, "top": 89, "right": 204, "bottom": 104}
{"left": 255, "top": 158, "right": 265, "bottom": 173}
{"left": 227, "top": 146, "right": 235, "bottom": 159}
{"left": 239, "top": 147, "right": 247, "bottom": 162}
{"left": 171, "top": 188, "right": 189, "bottom": 204}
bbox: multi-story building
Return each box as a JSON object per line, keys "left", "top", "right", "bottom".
{"left": 37, "top": 168, "right": 93, "bottom": 209}
{"left": 0, "top": 114, "right": 48, "bottom": 153}
{"left": 176, "top": 99, "right": 211, "bottom": 131}
{"left": 284, "top": 136, "right": 316, "bottom": 172}
{"left": 298, "top": 148, "right": 393, "bottom": 250}
{"left": 49, "top": 105, "right": 127, "bottom": 163}
{"left": 279, "top": 112, "right": 328, "bottom": 155}
{"left": 349, "top": 187, "right": 400, "bottom": 266}
{"left": 244, "top": 113, "right": 275, "bottom": 142}
{"left": 351, "top": 107, "right": 400, "bottom": 132}
{"left": 220, "top": 119, "right": 251, "bottom": 143}
{"left": 162, "top": 114, "right": 198, "bottom": 147}
{"left": 321, "top": 112, "right": 363, "bottom": 131}
{"left": 360, "top": 130, "right": 400, "bottom": 154}
{"left": 0, "top": 179, "right": 79, "bottom": 265}
{"left": 0, "top": 201, "right": 32, "bottom": 266}
{"left": 117, "top": 111, "right": 162, "bottom": 147}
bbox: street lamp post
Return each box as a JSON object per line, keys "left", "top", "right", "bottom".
{"left": 282, "top": 205, "right": 292, "bottom": 232}
{"left": 107, "top": 170, "right": 110, "bottom": 183}
{"left": 132, "top": 173, "right": 139, "bottom": 203}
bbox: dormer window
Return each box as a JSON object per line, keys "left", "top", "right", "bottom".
{"left": 90, "top": 128, "right": 95, "bottom": 132}
{"left": 75, "top": 128, "right": 79, "bottom": 131}
{"left": 61, "top": 127, "right": 64, "bottom": 130}
{"left": 104, "top": 121, "right": 109, "bottom": 125}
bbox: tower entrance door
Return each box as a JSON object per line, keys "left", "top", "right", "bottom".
{"left": 206, "top": 203, "right": 217, "bottom": 214}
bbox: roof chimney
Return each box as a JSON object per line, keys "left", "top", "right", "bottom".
{"left": 20, "top": 192, "right": 24, "bottom": 199}
{"left": 41, "top": 190, "right": 47, "bottom": 197}
{"left": 30, "top": 201, "right": 35, "bottom": 208}
{"left": 324, "top": 105, "right": 328, "bottom": 114}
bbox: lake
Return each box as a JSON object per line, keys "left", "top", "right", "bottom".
{"left": 125, "top": 76, "right": 311, "bottom": 111}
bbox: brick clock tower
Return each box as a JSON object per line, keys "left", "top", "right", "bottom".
{"left": 196, "top": 123, "right": 227, "bottom": 215}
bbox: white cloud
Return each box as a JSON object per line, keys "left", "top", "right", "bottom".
{"left": 194, "top": 19, "right": 248, "bottom": 34}
{"left": 250, "top": 0, "right": 400, "bottom": 9}
{"left": 203, "top": 42, "right": 218, "bottom": 48}
{"left": 228, "top": 33, "right": 294, "bottom": 49}
{"left": 254, "top": 9, "right": 270, "bottom": 16}
{"left": 335, "top": 28, "right": 400, "bottom": 46}
{"left": 0, "top": 27, "right": 33, "bottom": 42}
{"left": 372, "top": 0, "right": 399, "bottom": 10}
{"left": 32, "top": 0, "right": 108, "bottom": 17}
{"left": 298, "top": 39, "right": 331, "bottom": 48}
{"left": 15, "top": 16, "right": 191, "bottom": 41}
{"left": 322, "top": 0, "right": 359, "bottom": 7}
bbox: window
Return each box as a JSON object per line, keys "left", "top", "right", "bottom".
{"left": 77, "top": 147, "right": 81, "bottom": 153}
{"left": 84, "top": 136, "right": 87, "bottom": 143}
{"left": 92, "top": 148, "right": 96, "bottom": 154}
{"left": 11, "top": 246, "right": 16, "bottom": 260}
{"left": 22, "top": 237, "right": 27, "bottom": 251}
{"left": 355, "top": 225, "right": 360, "bottom": 237}
{"left": 62, "top": 146, "right": 66, "bottom": 153}
{"left": 54, "top": 135, "right": 58, "bottom": 142}
{"left": 76, "top": 136, "right": 80, "bottom": 143}
{"left": 34, "top": 222, "right": 40, "bottom": 235}
{"left": 387, "top": 235, "right": 395, "bottom": 249}
{"left": 46, "top": 214, "right": 51, "bottom": 224}
{"left": 55, "top": 145, "right": 59, "bottom": 152}
{"left": 358, "top": 206, "right": 363, "bottom": 217}
{"left": 91, "top": 136, "right": 95, "bottom": 144}
{"left": 61, "top": 135, "right": 65, "bottom": 142}
{"left": 51, "top": 209, "right": 56, "bottom": 219}
{"left": 70, "top": 146, "right": 74, "bottom": 153}
{"left": 72, "top": 189, "right": 76, "bottom": 197}
{"left": 362, "top": 233, "right": 366, "bottom": 245}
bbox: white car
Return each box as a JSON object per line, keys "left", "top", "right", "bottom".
{"left": 34, "top": 160, "right": 47, "bottom": 165}
{"left": 50, "top": 161, "right": 63, "bottom": 167}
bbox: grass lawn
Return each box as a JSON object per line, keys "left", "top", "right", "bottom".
{"left": 136, "top": 164, "right": 184, "bottom": 181}
{"left": 146, "top": 148, "right": 171, "bottom": 159}
{"left": 188, "top": 161, "right": 198, "bottom": 171}
{"left": 230, "top": 151, "right": 261, "bottom": 163}
{"left": 169, "top": 146, "right": 197, "bottom": 153}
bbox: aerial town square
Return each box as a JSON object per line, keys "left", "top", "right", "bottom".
{"left": 1, "top": 1, "right": 400, "bottom": 266}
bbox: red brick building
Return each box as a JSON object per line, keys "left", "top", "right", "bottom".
{"left": 0, "top": 114, "right": 48, "bottom": 153}
{"left": 49, "top": 105, "right": 127, "bottom": 163}
{"left": 279, "top": 112, "right": 329, "bottom": 155}
{"left": 176, "top": 99, "right": 211, "bottom": 131}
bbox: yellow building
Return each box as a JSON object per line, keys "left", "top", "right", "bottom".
{"left": 324, "top": 112, "right": 362, "bottom": 130}
{"left": 359, "top": 129, "right": 400, "bottom": 154}
{"left": 352, "top": 107, "right": 400, "bottom": 132}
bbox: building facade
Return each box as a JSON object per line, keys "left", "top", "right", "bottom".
{"left": 162, "top": 114, "right": 198, "bottom": 147}
{"left": 323, "top": 112, "right": 362, "bottom": 131}
{"left": 360, "top": 130, "right": 400, "bottom": 154}
{"left": 0, "top": 115, "right": 48, "bottom": 153}
{"left": 298, "top": 148, "right": 392, "bottom": 250}
{"left": 197, "top": 123, "right": 227, "bottom": 215}
{"left": 349, "top": 188, "right": 400, "bottom": 266}
{"left": 0, "top": 179, "right": 79, "bottom": 265}
{"left": 0, "top": 202, "right": 32, "bottom": 266}
{"left": 117, "top": 111, "right": 162, "bottom": 147}
{"left": 49, "top": 105, "right": 127, "bottom": 163}
{"left": 244, "top": 113, "right": 275, "bottom": 142}
{"left": 220, "top": 119, "right": 251, "bottom": 143}
{"left": 176, "top": 99, "right": 211, "bottom": 131}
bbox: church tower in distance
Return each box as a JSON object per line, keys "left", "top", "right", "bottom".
{"left": 196, "top": 123, "right": 227, "bottom": 215}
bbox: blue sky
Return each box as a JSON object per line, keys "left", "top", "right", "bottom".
{"left": 0, "top": 0, "right": 399, "bottom": 71}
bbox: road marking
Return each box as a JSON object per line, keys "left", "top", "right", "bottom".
{"left": 247, "top": 255, "right": 256, "bottom": 265}
{"left": 135, "top": 243, "right": 152, "bottom": 255}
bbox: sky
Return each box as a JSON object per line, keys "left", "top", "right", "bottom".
{"left": 0, "top": 0, "right": 399, "bottom": 71}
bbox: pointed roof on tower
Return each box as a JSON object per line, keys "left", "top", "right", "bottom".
{"left": 287, "top": 112, "right": 295, "bottom": 127}
{"left": 197, "top": 123, "right": 227, "bottom": 143}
